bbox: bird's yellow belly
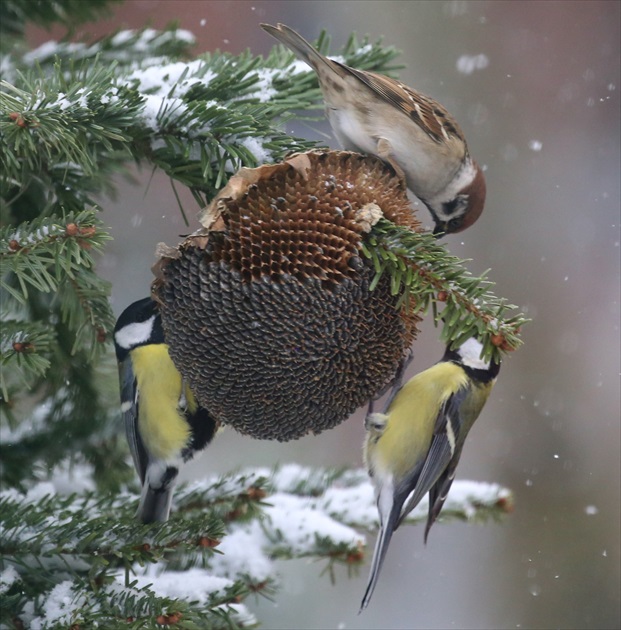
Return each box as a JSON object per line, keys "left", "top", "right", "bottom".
{"left": 131, "top": 345, "right": 191, "bottom": 461}
{"left": 371, "top": 362, "right": 469, "bottom": 480}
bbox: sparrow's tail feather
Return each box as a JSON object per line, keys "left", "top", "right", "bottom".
{"left": 261, "top": 23, "right": 335, "bottom": 74}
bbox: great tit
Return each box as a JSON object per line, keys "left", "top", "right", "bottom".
{"left": 360, "top": 337, "right": 500, "bottom": 611}
{"left": 113, "top": 297, "right": 219, "bottom": 523}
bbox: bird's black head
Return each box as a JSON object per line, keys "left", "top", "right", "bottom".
{"left": 113, "top": 297, "right": 164, "bottom": 361}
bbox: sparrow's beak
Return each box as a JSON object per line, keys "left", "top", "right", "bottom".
{"left": 432, "top": 223, "right": 446, "bottom": 238}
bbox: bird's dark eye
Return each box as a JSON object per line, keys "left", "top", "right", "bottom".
{"left": 447, "top": 216, "right": 464, "bottom": 231}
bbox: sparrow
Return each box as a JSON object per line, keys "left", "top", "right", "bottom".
{"left": 261, "top": 23, "right": 486, "bottom": 236}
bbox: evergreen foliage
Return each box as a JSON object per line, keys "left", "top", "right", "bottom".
{"left": 0, "top": 1, "right": 519, "bottom": 626}
{"left": 363, "top": 219, "right": 527, "bottom": 364}
{"left": 0, "top": 465, "right": 511, "bottom": 628}
{"left": 0, "top": 0, "right": 121, "bottom": 46}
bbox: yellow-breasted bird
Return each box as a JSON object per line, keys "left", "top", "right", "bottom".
{"left": 360, "top": 337, "right": 500, "bottom": 611}
{"left": 114, "top": 297, "right": 219, "bottom": 523}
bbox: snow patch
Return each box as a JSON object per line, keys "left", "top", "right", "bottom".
{"left": 456, "top": 53, "right": 489, "bottom": 75}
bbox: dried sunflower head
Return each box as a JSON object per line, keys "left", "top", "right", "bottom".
{"left": 153, "top": 150, "right": 421, "bottom": 441}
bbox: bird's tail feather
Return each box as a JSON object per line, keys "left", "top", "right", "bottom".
{"left": 261, "top": 23, "right": 333, "bottom": 73}
{"left": 359, "top": 506, "right": 401, "bottom": 612}
{"left": 137, "top": 484, "right": 174, "bottom": 523}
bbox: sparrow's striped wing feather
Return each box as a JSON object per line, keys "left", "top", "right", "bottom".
{"left": 338, "top": 64, "right": 463, "bottom": 144}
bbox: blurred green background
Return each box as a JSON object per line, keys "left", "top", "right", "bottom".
{"left": 28, "top": 1, "right": 620, "bottom": 628}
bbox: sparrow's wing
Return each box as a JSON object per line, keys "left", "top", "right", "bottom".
{"left": 396, "top": 386, "right": 469, "bottom": 527}
{"left": 119, "top": 356, "right": 148, "bottom": 484}
{"left": 338, "top": 65, "right": 464, "bottom": 144}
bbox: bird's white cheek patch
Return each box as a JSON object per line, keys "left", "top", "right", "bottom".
{"left": 115, "top": 317, "right": 155, "bottom": 349}
{"left": 458, "top": 337, "right": 491, "bottom": 371}
{"left": 427, "top": 159, "right": 478, "bottom": 210}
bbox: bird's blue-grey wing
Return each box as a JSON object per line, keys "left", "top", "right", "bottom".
{"left": 396, "top": 387, "right": 468, "bottom": 527}
{"left": 423, "top": 446, "right": 464, "bottom": 542}
{"left": 118, "top": 356, "right": 148, "bottom": 484}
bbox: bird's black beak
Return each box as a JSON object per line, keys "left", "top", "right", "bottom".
{"left": 432, "top": 223, "right": 446, "bottom": 238}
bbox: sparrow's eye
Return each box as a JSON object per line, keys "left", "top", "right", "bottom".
{"left": 447, "top": 216, "right": 464, "bottom": 231}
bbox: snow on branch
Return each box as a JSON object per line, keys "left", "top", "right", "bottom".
{"left": 1, "top": 464, "right": 512, "bottom": 627}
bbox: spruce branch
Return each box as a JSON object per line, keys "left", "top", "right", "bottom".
{"left": 0, "top": 0, "right": 122, "bottom": 47}
{"left": 362, "top": 218, "right": 528, "bottom": 363}
{"left": 0, "top": 6, "right": 519, "bottom": 625}
{"left": 1, "top": 76, "right": 141, "bottom": 205}
{"left": 0, "top": 465, "right": 512, "bottom": 628}
{"left": 0, "top": 320, "right": 53, "bottom": 399}
{"left": 0, "top": 339, "right": 124, "bottom": 492}
{"left": 22, "top": 26, "right": 198, "bottom": 69}
{"left": 0, "top": 210, "right": 110, "bottom": 298}
{"left": 0, "top": 210, "right": 112, "bottom": 401}
{"left": 2, "top": 26, "right": 401, "bottom": 210}
{"left": 0, "top": 21, "right": 403, "bottom": 488}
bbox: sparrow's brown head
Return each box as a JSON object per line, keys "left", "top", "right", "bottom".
{"left": 432, "top": 162, "right": 486, "bottom": 236}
